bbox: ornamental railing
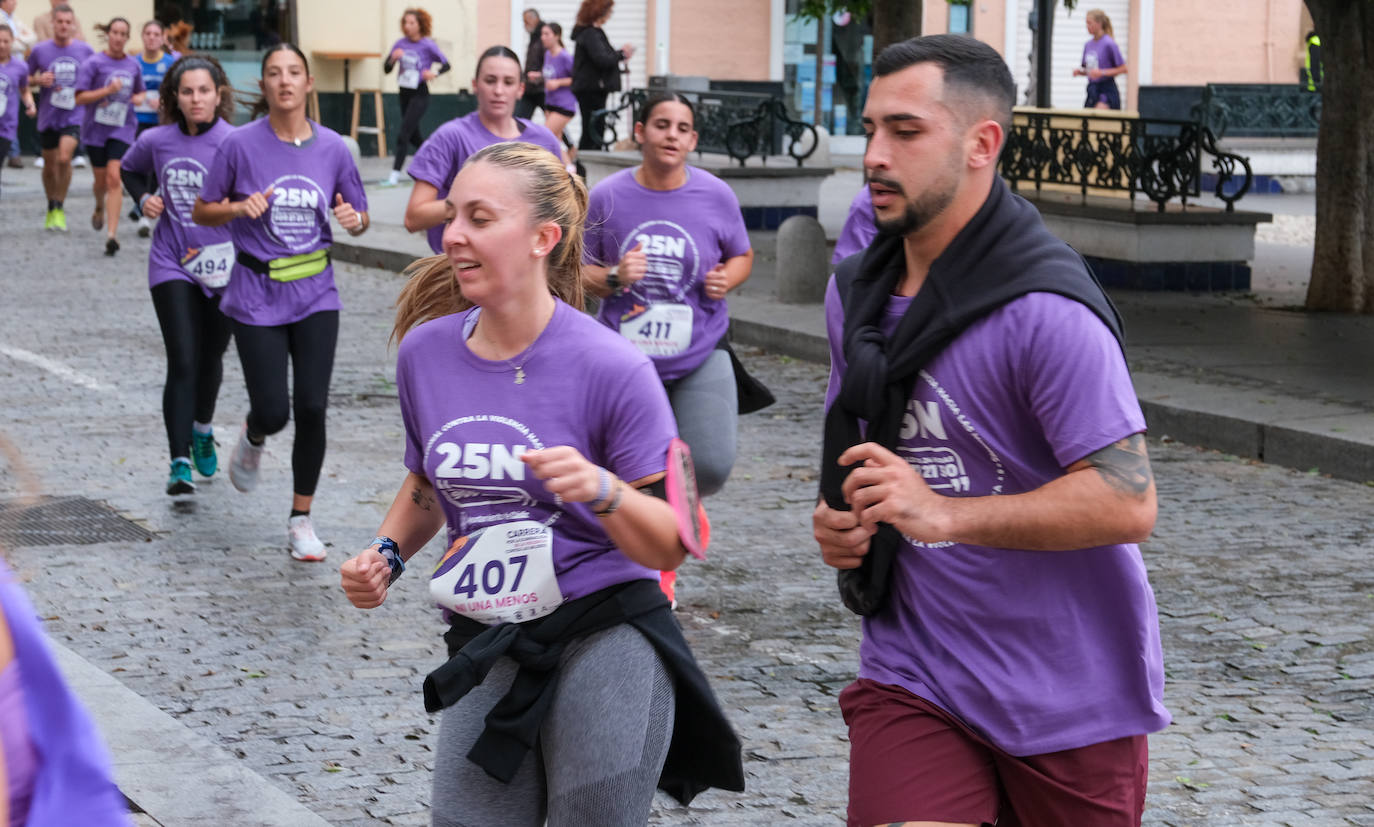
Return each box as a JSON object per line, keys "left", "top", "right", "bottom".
{"left": 1191, "top": 83, "right": 1321, "bottom": 139}
{"left": 1000, "top": 109, "right": 1255, "bottom": 212}
{"left": 588, "top": 88, "right": 820, "bottom": 167}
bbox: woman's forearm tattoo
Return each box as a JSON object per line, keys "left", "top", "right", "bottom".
{"left": 1085, "top": 434, "right": 1153, "bottom": 496}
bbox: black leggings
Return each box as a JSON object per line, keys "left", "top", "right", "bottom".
{"left": 233, "top": 310, "right": 339, "bottom": 497}
{"left": 393, "top": 85, "right": 430, "bottom": 171}
{"left": 575, "top": 91, "right": 609, "bottom": 150}
{"left": 151, "top": 280, "right": 234, "bottom": 460}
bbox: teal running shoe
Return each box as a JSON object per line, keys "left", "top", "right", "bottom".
{"left": 191, "top": 429, "right": 218, "bottom": 477}
{"left": 166, "top": 459, "right": 195, "bottom": 496}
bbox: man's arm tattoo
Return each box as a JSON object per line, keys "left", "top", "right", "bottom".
{"left": 410, "top": 486, "right": 435, "bottom": 511}
{"left": 1084, "top": 433, "right": 1154, "bottom": 496}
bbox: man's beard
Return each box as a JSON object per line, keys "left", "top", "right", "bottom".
{"left": 870, "top": 173, "right": 958, "bottom": 237}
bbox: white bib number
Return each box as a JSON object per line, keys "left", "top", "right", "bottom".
{"left": 51, "top": 86, "right": 75, "bottom": 110}
{"left": 0, "top": 92, "right": 7, "bottom": 120}
{"left": 398, "top": 68, "right": 420, "bottom": 89}
{"left": 619, "top": 303, "right": 693, "bottom": 357}
{"left": 429, "top": 521, "right": 563, "bottom": 625}
{"left": 94, "top": 100, "right": 127, "bottom": 127}
{"left": 181, "top": 241, "right": 235, "bottom": 289}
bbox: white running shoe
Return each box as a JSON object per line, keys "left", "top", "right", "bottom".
{"left": 288, "top": 514, "right": 327, "bottom": 562}
{"left": 34, "top": 156, "right": 44, "bottom": 169}
{"left": 137, "top": 216, "right": 152, "bottom": 237}
{"left": 73, "top": 155, "right": 87, "bottom": 168}
{"left": 228, "top": 423, "right": 264, "bottom": 492}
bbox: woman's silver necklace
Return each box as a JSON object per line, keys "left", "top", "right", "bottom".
{"left": 480, "top": 327, "right": 534, "bottom": 384}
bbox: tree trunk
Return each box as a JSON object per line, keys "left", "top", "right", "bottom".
{"left": 872, "top": 0, "right": 922, "bottom": 55}
{"left": 1304, "top": 0, "right": 1374, "bottom": 312}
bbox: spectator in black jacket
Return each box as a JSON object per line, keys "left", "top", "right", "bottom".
{"left": 570, "top": 0, "right": 633, "bottom": 151}
{"left": 514, "top": 7, "right": 544, "bottom": 118}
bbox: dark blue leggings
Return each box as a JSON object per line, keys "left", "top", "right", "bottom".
{"left": 233, "top": 311, "right": 338, "bottom": 497}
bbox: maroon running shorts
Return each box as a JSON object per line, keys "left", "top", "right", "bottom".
{"left": 839, "top": 678, "right": 1148, "bottom": 827}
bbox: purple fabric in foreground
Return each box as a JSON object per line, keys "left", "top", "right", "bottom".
{"left": 1, "top": 558, "right": 130, "bottom": 826}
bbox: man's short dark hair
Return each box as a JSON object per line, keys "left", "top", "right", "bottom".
{"left": 874, "top": 34, "right": 1015, "bottom": 131}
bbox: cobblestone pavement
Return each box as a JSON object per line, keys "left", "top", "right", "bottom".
{"left": 2, "top": 170, "right": 1373, "bottom": 825}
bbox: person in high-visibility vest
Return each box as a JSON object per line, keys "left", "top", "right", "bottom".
{"left": 1303, "top": 31, "right": 1322, "bottom": 91}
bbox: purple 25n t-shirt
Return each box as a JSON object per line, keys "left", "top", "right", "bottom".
{"left": 199, "top": 118, "right": 368, "bottom": 327}
{"left": 584, "top": 166, "right": 752, "bottom": 383}
{"left": 407, "top": 111, "right": 563, "bottom": 253}
{"left": 542, "top": 50, "right": 575, "bottom": 112}
{"left": 397, "top": 299, "right": 678, "bottom": 614}
{"left": 388, "top": 36, "right": 448, "bottom": 90}
{"left": 75, "top": 51, "right": 144, "bottom": 146}
{"left": 0, "top": 57, "right": 29, "bottom": 142}
{"left": 121, "top": 119, "right": 237, "bottom": 294}
{"left": 1081, "top": 33, "right": 1125, "bottom": 75}
{"left": 26, "top": 39, "right": 95, "bottom": 132}
{"left": 831, "top": 185, "right": 877, "bottom": 267}
{"left": 824, "top": 285, "right": 1170, "bottom": 756}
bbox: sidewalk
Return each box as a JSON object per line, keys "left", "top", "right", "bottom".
{"left": 341, "top": 155, "right": 1374, "bottom": 485}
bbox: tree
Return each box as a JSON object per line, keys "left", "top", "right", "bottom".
{"left": 1304, "top": 0, "right": 1374, "bottom": 313}
{"left": 796, "top": 0, "right": 922, "bottom": 54}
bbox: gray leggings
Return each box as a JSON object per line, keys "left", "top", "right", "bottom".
{"left": 431, "top": 624, "right": 675, "bottom": 827}
{"left": 668, "top": 348, "right": 738, "bottom": 497}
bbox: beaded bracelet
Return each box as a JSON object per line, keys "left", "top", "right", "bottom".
{"left": 593, "top": 481, "right": 624, "bottom": 517}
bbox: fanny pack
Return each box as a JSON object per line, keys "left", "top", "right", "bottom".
{"left": 236, "top": 249, "right": 331, "bottom": 282}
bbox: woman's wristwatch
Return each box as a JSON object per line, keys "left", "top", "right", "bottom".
{"left": 605, "top": 269, "right": 620, "bottom": 291}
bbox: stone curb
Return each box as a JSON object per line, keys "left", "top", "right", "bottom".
{"left": 50, "top": 641, "right": 334, "bottom": 827}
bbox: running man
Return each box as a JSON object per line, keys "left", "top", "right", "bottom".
{"left": 815, "top": 35, "right": 1169, "bottom": 826}
{"left": 26, "top": 3, "right": 91, "bottom": 230}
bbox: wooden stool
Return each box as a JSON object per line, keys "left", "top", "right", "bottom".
{"left": 350, "top": 88, "right": 386, "bottom": 158}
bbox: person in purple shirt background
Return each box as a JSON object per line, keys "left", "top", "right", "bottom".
{"left": 127, "top": 19, "right": 179, "bottom": 237}
{"left": 26, "top": 4, "right": 92, "bottom": 231}
{"left": 1073, "top": 8, "right": 1127, "bottom": 110}
{"left": 73, "top": 16, "right": 145, "bottom": 255}
{"left": 0, "top": 24, "right": 37, "bottom": 198}
{"left": 814, "top": 36, "right": 1167, "bottom": 825}
{"left": 380, "top": 7, "right": 449, "bottom": 187}
{"left": 583, "top": 92, "right": 754, "bottom": 607}
{"left": 193, "top": 43, "right": 368, "bottom": 563}
{"left": 340, "top": 142, "right": 740, "bottom": 823}
{"left": 121, "top": 55, "right": 237, "bottom": 498}
{"left": 830, "top": 184, "right": 876, "bottom": 267}
{"left": 404, "top": 44, "right": 562, "bottom": 254}
{"left": 538, "top": 22, "right": 575, "bottom": 150}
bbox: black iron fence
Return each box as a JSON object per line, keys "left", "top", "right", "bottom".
{"left": 1192, "top": 83, "right": 1321, "bottom": 139}
{"left": 1001, "top": 110, "right": 1255, "bottom": 212}
{"left": 588, "top": 88, "right": 820, "bottom": 166}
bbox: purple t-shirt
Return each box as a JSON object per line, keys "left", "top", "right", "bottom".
{"left": 0, "top": 57, "right": 28, "bottom": 142}
{"left": 75, "top": 51, "right": 144, "bottom": 146}
{"left": 389, "top": 36, "right": 447, "bottom": 90}
{"left": 121, "top": 119, "right": 237, "bottom": 294}
{"left": 26, "top": 39, "right": 95, "bottom": 132}
{"left": 1082, "top": 34, "right": 1125, "bottom": 74}
{"left": 198, "top": 118, "right": 368, "bottom": 326}
{"left": 397, "top": 300, "right": 678, "bottom": 614}
{"left": 824, "top": 285, "right": 1170, "bottom": 756}
{"left": 831, "top": 186, "right": 876, "bottom": 266}
{"left": 584, "top": 166, "right": 752, "bottom": 382}
{"left": 407, "top": 112, "right": 564, "bottom": 253}
{"left": 542, "top": 49, "right": 575, "bottom": 112}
